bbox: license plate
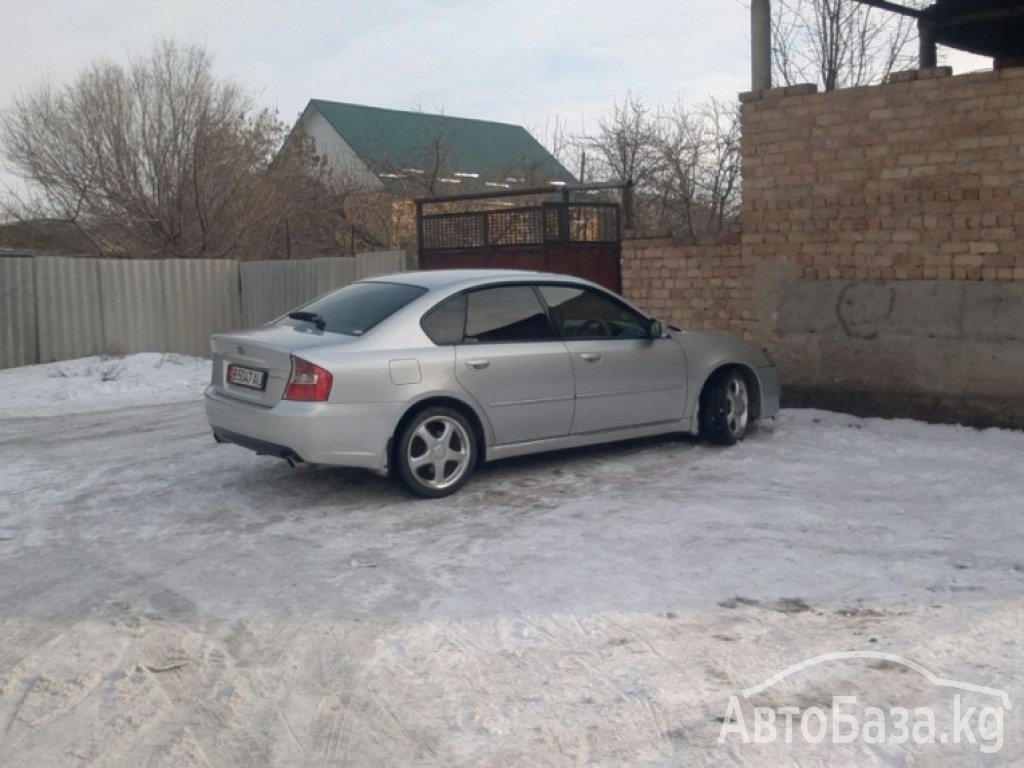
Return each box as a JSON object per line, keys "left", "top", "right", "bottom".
{"left": 227, "top": 364, "right": 267, "bottom": 391}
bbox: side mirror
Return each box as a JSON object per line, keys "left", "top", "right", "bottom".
{"left": 648, "top": 319, "right": 663, "bottom": 338}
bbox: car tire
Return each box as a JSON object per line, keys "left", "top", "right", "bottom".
{"left": 396, "top": 407, "right": 477, "bottom": 498}
{"left": 699, "top": 368, "right": 751, "bottom": 446}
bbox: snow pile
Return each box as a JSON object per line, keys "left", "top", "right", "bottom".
{"left": 0, "top": 353, "right": 211, "bottom": 417}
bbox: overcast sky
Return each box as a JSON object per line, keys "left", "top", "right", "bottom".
{"left": 1, "top": 0, "right": 990, "bottom": 183}
{"left": 1, "top": 1, "right": 756, "bottom": 135}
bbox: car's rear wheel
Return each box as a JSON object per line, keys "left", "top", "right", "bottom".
{"left": 396, "top": 407, "right": 476, "bottom": 497}
{"left": 699, "top": 368, "right": 750, "bottom": 446}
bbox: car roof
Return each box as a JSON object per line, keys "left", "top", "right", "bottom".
{"left": 363, "top": 268, "right": 595, "bottom": 291}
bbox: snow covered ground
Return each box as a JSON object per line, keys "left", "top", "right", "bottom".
{"left": 0, "top": 353, "right": 210, "bottom": 418}
{"left": 0, "top": 355, "right": 1021, "bottom": 766}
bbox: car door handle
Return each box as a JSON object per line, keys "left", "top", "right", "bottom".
{"left": 465, "top": 359, "right": 491, "bottom": 370}
{"left": 579, "top": 352, "right": 602, "bottom": 363}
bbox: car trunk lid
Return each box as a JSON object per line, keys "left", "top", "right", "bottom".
{"left": 210, "top": 325, "right": 350, "bottom": 407}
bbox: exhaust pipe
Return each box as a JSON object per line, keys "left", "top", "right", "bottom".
{"left": 285, "top": 456, "right": 316, "bottom": 470}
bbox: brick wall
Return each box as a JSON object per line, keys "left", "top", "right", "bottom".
{"left": 620, "top": 236, "right": 753, "bottom": 338}
{"left": 622, "top": 66, "right": 1024, "bottom": 428}
{"left": 740, "top": 67, "right": 1024, "bottom": 283}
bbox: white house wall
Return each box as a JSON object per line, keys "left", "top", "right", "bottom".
{"left": 297, "top": 107, "right": 384, "bottom": 191}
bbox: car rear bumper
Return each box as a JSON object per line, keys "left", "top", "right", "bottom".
{"left": 757, "top": 365, "right": 782, "bottom": 419}
{"left": 212, "top": 427, "right": 302, "bottom": 461}
{"left": 204, "top": 387, "right": 403, "bottom": 470}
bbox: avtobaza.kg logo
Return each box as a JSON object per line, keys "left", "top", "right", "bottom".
{"left": 719, "top": 651, "right": 1010, "bottom": 754}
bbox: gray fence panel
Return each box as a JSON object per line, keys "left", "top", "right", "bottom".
{"left": 99, "top": 259, "right": 168, "bottom": 354}
{"left": 35, "top": 256, "right": 105, "bottom": 362}
{"left": 312, "top": 256, "right": 356, "bottom": 297}
{"left": 356, "top": 250, "right": 409, "bottom": 280}
{"left": 240, "top": 260, "right": 317, "bottom": 328}
{"left": 1, "top": 253, "right": 410, "bottom": 369}
{"left": 162, "top": 259, "right": 242, "bottom": 357}
{"left": 0, "top": 257, "right": 38, "bottom": 368}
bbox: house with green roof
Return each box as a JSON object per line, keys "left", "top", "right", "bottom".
{"left": 286, "top": 100, "right": 576, "bottom": 197}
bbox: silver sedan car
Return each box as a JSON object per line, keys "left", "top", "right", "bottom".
{"left": 205, "top": 270, "right": 780, "bottom": 497}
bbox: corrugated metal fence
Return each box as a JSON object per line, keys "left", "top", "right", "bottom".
{"left": 239, "top": 251, "right": 409, "bottom": 327}
{"left": 0, "top": 251, "right": 411, "bottom": 369}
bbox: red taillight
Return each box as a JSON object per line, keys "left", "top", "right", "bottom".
{"left": 283, "top": 357, "right": 333, "bottom": 402}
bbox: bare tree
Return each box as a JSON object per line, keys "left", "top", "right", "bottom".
{"left": 651, "top": 99, "right": 741, "bottom": 237}
{"left": 772, "top": 0, "right": 921, "bottom": 91}
{"left": 368, "top": 115, "right": 457, "bottom": 200}
{"left": 583, "top": 93, "right": 663, "bottom": 188}
{"left": 267, "top": 132, "right": 398, "bottom": 257}
{"left": 568, "top": 94, "right": 740, "bottom": 238}
{"left": 580, "top": 93, "right": 667, "bottom": 230}
{"left": 1, "top": 40, "right": 285, "bottom": 258}
{"left": 532, "top": 114, "right": 583, "bottom": 179}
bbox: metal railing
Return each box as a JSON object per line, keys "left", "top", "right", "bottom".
{"left": 421, "top": 202, "right": 619, "bottom": 251}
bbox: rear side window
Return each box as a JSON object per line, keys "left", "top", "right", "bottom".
{"left": 421, "top": 294, "right": 467, "bottom": 345}
{"left": 464, "top": 286, "right": 554, "bottom": 343}
{"left": 279, "top": 281, "right": 426, "bottom": 336}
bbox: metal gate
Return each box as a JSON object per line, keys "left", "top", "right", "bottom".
{"left": 416, "top": 187, "right": 623, "bottom": 293}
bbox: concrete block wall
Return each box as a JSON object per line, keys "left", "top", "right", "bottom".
{"left": 622, "top": 67, "right": 1024, "bottom": 429}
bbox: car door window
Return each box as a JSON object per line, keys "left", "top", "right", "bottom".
{"left": 464, "top": 286, "right": 555, "bottom": 343}
{"left": 538, "top": 285, "right": 649, "bottom": 339}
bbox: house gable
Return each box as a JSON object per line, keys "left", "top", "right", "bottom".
{"left": 293, "top": 104, "right": 384, "bottom": 191}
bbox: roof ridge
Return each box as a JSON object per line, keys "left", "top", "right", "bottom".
{"left": 309, "top": 99, "right": 531, "bottom": 132}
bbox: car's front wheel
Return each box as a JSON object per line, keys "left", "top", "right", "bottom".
{"left": 396, "top": 407, "right": 477, "bottom": 497}
{"left": 699, "top": 368, "right": 751, "bottom": 446}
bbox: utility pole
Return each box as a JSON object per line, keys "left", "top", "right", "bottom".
{"left": 751, "top": 0, "right": 772, "bottom": 91}
{"left": 919, "top": 18, "right": 938, "bottom": 68}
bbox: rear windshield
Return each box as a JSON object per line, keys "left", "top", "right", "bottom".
{"left": 278, "top": 281, "right": 427, "bottom": 336}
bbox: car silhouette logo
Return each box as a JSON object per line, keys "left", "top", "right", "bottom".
{"left": 743, "top": 651, "right": 1011, "bottom": 709}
